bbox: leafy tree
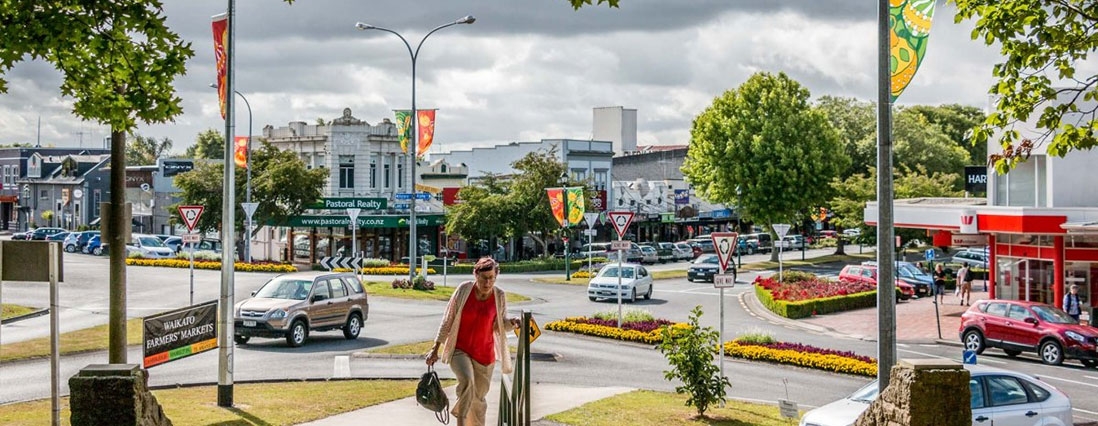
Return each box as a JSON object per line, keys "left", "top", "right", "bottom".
{"left": 506, "top": 148, "right": 593, "bottom": 256}
{"left": 444, "top": 174, "right": 512, "bottom": 244}
{"left": 905, "top": 104, "right": 986, "bottom": 165}
{"left": 172, "top": 141, "right": 326, "bottom": 237}
{"left": 830, "top": 166, "right": 964, "bottom": 245}
{"left": 568, "top": 0, "right": 619, "bottom": 8}
{"left": 892, "top": 108, "right": 971, "bottom": 179}
{"left": 184, "top": 128, "right": 225, "bottom": 159}
{"left": 954, "top": 0, "right": 1098, "bottom": 173}
{"left": 817, "top": 96, "right": 876, "bottom": 177}
{"left": 125, "top": 134, "right": 173, "bottom": 166}
{"left": 657, "top": 306, "right": 730, "bottom": 419}
{"left": 682, "top": 72, "right": 848, "bottom": 261}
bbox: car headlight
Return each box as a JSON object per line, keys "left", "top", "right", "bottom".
{"left": 1065, "top": 330, "right": 1088, "bottom": 343}
{"left": 269, "top": 309, "right": 288, "bottom": 320}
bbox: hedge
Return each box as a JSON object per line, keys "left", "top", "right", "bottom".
{"left": 753, "top": 284, "right": 899, "bottom": 319}
{"left": 448, "top": 258, "right": 601, "bottom": 274}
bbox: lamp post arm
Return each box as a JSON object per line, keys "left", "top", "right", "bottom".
{"left": 370, "top": 27, "right": 415, "bottom": 62}
{"left": 415, "top": 21, "right": 462, "bottom": 59}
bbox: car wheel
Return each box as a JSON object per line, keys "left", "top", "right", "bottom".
{"left": 1082, "top": 359, "right": 1097, "bottom": 369}
{"left": 629, "top": 288, "right": 637, "bottom": 303}
{"left": 644, "top": 284, "right": 652, "bottom": 300}
{"left": 64, "top": 244, "right": 76, "bottom": 253}
{"left": 286, "top": 320, "right": 307, "bottom": 347}
{"left": 1039, "top": 340, "right": 1064, "bottom": 366}
{"left": 962, "top": 330, "right": 985, "bottom": 355}
{"left": 234, "top": 335, "right": 250, "bottom": 345}
{"left": 1003, "top": 349, "right": 1021, "bottom": 357}
{"left": 343, "top": 313, "right": 362, "bottom": 340}
{"left": 93, "top": 247, "right": 103, "bottom": 256}
{"left": 589, "top": 296, "right": 597, "bottom": 302}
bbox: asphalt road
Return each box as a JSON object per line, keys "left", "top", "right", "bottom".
{"left": 2, "top": 246, "right": 1096, "bottom": 424}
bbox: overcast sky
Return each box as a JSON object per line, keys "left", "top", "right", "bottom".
{"left": 0, "top": 0, "right": 1031, "bottom": 157}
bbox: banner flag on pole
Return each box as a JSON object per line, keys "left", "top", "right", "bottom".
{"left": 233, "top": 136, "right": 248, "bottom": 168}
{"left": 889, "top": 0, "right": 935, "bottom": 101}
{"left": 394, "top": 110, "right": 412, "bottom": 154}
{"left": 566, "top": 187, "right": 585, "bottom": 226}
{"left": 211, "top": 13, "right": 229, "bottom": 119}
{"left": 416, "top": 109, "right": 436, "bottom": 157}
{"left": 546, "top": 188, "right": 565, "bottom": 227}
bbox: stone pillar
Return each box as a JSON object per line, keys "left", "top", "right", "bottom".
{"left": 854, "top": 359, "right": 969, "bottom": 426}
{"left": 69, "top": 364, "right": 172, "bottom": 426}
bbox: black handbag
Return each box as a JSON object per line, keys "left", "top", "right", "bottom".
{"left": 416, "top": 366, "right": 450, "bottom": 424}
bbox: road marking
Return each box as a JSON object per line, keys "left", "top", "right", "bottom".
{"left": 333, "top": 355, "right": 350, "bottom": 378}
{"left": 1073, "top": 408, "right": 1098, "bottom": 419}
{"left": 1085, "top": 375, "right": 1098, "bottom": 381}
{"left": 896, "top": 348, "right": 1007, "bottom": 364}
{"left": 1038, "top": 374, "right": 1098, "bottom": 389}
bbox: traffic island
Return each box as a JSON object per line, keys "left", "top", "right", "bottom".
{"left": 69, "top": 364, "right": 172, "bottom": 426}
{"left": 854, "top": 358, "right": 969, "bottom": 426}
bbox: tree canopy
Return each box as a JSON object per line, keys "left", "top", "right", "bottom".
{"left": 185, "top": 129, "right": 226, "bottom": 160}
{"left": 830, "top": 166, "right": 964, "bottom": 245}
{"left": 954, "top": 0, "right": 1098, "bottom": 173}
{"left": 682, "top": 72, "right": 848, "bottom": 260}
{"left": 126, "top": 134, "right": 173, "bottom": 166}
{"left": 816, "top": 96, "right": 876, "bottom": 178}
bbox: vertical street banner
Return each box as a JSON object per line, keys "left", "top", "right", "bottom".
{"left": 416, "top": 109, "right": 437, "bottom": 156}
{"left": 143, "top": 301, "right": 219, "bottom": 368}
{"left": 546, "top": 188, "right": 565, "bottom": 227}
{"left": 674, "top": 189, "right": 689, "bottom": 205}
{"left": 211, "top": 13, "right": 229, "bottom": 119}
{"left": 394, "top": 110, "right": 412, "bottom": 154}
{"left": 566, "top": 187, "right": 585, "bottom": 226}
{"left": 233, "top": 136, "right": 248, "bottom": 168}
{"left": 890, "top": 0, "right": 936, "bottom": 101}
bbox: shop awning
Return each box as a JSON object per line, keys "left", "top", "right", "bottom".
{"left": 1060, "top": 221, "right": 1098, "bottom": 233}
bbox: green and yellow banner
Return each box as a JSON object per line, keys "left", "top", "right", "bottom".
{"left": 394, "top": 110, "right": 412, "bottom": 154}
{"left": 546, "top": 187, "right": 585, "bottom": 227}
{"left": 890, "top": 0, "right": 936, "bottom": 101}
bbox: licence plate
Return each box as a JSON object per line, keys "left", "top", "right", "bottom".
{"left": 243, "top": 320, "right": 256, "bottom": 327}
{"left": 599, "top": 291, "right": 612, "bottom": 296}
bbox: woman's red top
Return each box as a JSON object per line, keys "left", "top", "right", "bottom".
{"left": 455, "top": 292, "right": 497, "bottom": 365}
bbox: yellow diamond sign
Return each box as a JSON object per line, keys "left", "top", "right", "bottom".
{"left": 513, "top": 316, "right": 541, "bottom": 345}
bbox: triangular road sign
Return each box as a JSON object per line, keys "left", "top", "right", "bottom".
{"left": 607, "top": 211, "right": 635, "bottom": 240}
{"left": 583, "top": 212, "right": 600, "bottom": 229}
{"left": 178, "top": 205, "right": 205, "bottom": 232}
{"left": 711, "top": 232, "right": 739, "bottom": 271}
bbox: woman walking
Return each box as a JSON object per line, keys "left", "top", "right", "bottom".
{"left": 933, "top": 263, "right": 947, "bottom": 304}
{"left": 426, "top": 257, "right": 519, "bottom": 426}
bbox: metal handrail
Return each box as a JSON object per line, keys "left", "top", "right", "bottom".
{"left": 498, "top": 310, "right": 531, "bottom": 426}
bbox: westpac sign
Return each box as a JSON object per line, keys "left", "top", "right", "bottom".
{"left": 960, "top": 210, "right": 979, "bottom": 234}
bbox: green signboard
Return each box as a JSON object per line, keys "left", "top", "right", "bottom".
{"left": 277, "top": 214, "right": 445, "bottom": 228}
{"left": 307, "top": 197, "right": 387, "bottom": 210}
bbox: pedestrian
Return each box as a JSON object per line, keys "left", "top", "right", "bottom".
{"left": 933, "top": 263, "right": 947, "bottom": 303}
{"left": 958, "top": 263, "right": 973, "bottom": 306}
{"left": 426, "top": 256, "right": 519, "bottom": 426}
{"left": 1063, "top": 284, "right": 1083, "bottom": 322}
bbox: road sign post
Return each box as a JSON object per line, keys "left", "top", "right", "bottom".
{"left": 178, "top": 206, "right": 205, "bottom": 305}
{"left": 241, "top": 202, "right": 258, "bottom": 264}
{"left": 773, "top": 224, "right": 791, "bottom": 282}
{"left": 347, "top": 208, "right": 361, "bottom": 273}
{"left": 607, "top": 211, "right": 635, "bottom": 328}
{"left": 584, "top": 212, "right": 599, "bottom": 273}
{"left": 710, "top": 232, "right": 738, "bottom": 394}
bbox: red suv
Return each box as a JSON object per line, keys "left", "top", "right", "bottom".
{"left": 960, "top": 299, "right": 1098, "bottom": 368}
{"left": 837, "top": 264, "right": 915, "bottom": 300}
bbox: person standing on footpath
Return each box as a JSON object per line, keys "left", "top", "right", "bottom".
{"left": 1063, "top": 284, "right": 1083, "bottom": 322}
{"left": 958, "top": 263, "right": 973, "bottom": 306}
{"left": 933, "top": 263, "right": 948, "bottom": 304}
{"left": 426, "top": 257, "right": 520, "bottom": 426}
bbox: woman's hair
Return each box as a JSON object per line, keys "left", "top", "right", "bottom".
{"left": 474, "top": 256, "right": 499, "bottom": 274}
{"left": 935, "top": 263, "right": 943, "bottom": 271}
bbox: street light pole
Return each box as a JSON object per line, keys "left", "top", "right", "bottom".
{"left": 355, "top": 15, "right": 475, "bottom": 280}
{"left": 209, "top": 83, "right": 253, "bottom": 263}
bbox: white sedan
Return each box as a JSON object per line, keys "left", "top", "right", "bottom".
{"left": 800, "top": 364, "right": 1073, "bottom": 426}
{"left": 587, "top": 263, "right": 653, "bottom": 303}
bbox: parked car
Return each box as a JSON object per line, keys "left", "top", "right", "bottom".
{"left": 861, "top": 261, "right": 934, "bottom": 298}
{"left": 84, "top": 234, "right": 107, "bottom": 255}
{"left": 780, "top": 235, "right": 805, "bottom": 250}
{"left": 799, "top": 364, "right": 1073, "bottom": 426}
{"left": 637, "top": 245, "right": 659, "bottom": 264}
{"left": 672, "top": 242, "right": 694, "bottom": 261}
{"left": 645, "top": 242, "right": 675, "bottom": 263}
{"left": 11, "top": 231, "right": 29, "bottom": 240}
{"left": 234, "top": 271, "right": 369, "bottom": 347}
{"left": 687, "top": 253, "right": 736, "bottom": 283}
{"left": 46, "top": 231, "right": 69, "bottom": 242}
{"left": 127, "top": 233, "right": 175, "bottom": 259}
{"left": 30, "top": 227, "right": 66, "bottom": 240}
{"left": 819, "top": 230, "right": 838, "bottom": 239}
{"left": 842, "top": 228, "right": 862, "bottom": 237}
{"left": 579, "top": 242, "right": 611, "bottom": 259}
{"left": 838, "top": 264, "right": 916, "bottom": 300}
{"left": 687, "top": 237, "right": 715, "bottom": 254}
{"left": 586, "top": 263, "right": 653, "bottom": 303}
{"left": 952, "top": 249, "right": 990, "bottom": 269}
{"left": 736, "top": 236, "right": 757, "bottom": 255}
{"left": 64, "top": 231, "right": 99, "bottom": 253}
{"left": 743, "top": 233, "right": 774, "bottom": 253}
{"left": 960, "top": 299, "right": 1098, "bottom": 367}
{"left": 162, "top": 236, "right": 184, "bottom": 253}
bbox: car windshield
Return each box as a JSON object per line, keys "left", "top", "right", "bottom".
{"left": 849, "top": 381, "right": 880, "bottom": 403}
{"left": 1031, "top": 305, "right": 1078, "bottom": 324}
{"left": 139, "top": 237, "right": 165, "bottom": 247}
{"left": 896, "top": 263, "right": 923, "bottom": 278}
{"left": 599, "top": 267, "right": 635, "bottom": 279}
{"left": 694, "top": 255, "right": 718, "bottom": 264}
{"left": 255, "top": 278, "right": 314, "bottom": 300}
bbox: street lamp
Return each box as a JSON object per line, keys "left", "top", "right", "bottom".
{"left": 209, "top": 83, "right": 253, "bottom": 263}
{"left": 355, "top": 15, "right": 475, "bottom": 279}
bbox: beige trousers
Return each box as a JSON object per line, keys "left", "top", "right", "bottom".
{"left": 450, "top": 350, "right": 494, "bottom": 426}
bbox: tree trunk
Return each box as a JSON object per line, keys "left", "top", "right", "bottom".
{"left": 108, "top": 128, "right": 127, "bottom": 364}
{"left": 834, "top": 227, "right": 847, "bottom": 255}
{"left": 769, "top": 227, "right": 780, "bottom": 262}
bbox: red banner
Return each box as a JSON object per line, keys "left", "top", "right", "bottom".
{"left": 234, "top": 136, "right": 248, "bottom": 168}
{"left": 442, "top": 187, "right": 462, "bottom": 206}
{"left": 593, "top": 190, "right": 607, "bottom": 211}
{"left": 211, "top": 13, "right": 228, "bottom": 119}
{"left": 546, "top": 188, "right": 565, "bottom": 227}
{"left": 417, "top": 109, "right": 436, "bottom": 156}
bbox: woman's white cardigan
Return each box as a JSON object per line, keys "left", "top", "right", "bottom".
{"left": 433, "top": 280, "right": 514, "bottom": 374}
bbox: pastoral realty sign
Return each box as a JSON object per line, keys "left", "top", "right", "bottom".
{"left": 278, "top": 214, "right": 445, "bottom": 228}
{"left": 143, "top": 301, "right": 218, "bottom": 368}
{"left": 308, "top": 197, "right": 386, "bottom": 210}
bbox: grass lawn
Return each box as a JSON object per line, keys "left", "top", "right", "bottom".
{"left": 368, "top": 340, "right": 435, "bottom": 355}
{"left": 363, "top": 281, "right": 529, "bottom": 303}
{"left": 2, "top": 304, "right": 36, "bottom": 320}
{"left": 0, "top": 379, "right": 454, "bottom": 426}
{"left": 546, "top": 390, "right": 800, "bottom": 426}
{"left": 0, "top": 318, "right": 143, "bottom": 363}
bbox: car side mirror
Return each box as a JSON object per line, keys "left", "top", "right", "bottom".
{"left": 250, "top": 291, "right": 257, "bottom": 297}
{"left": 1024, "top": 317, "right": 1038, "bottom": 325}
{"left": 312, "top": 294, "right": 326, "bottom": 303}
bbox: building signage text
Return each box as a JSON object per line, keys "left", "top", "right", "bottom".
{"left": 278, "top": 214, "right": 444, "bottom": 228}
{"left": 964, "top": 166, "right": 987, "bottom": 193}
{"left": 307, "top": 198, "right": 387, "bottom": 210}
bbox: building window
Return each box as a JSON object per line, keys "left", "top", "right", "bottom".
{"left": 93, "top": 190, "right": 101, "bottom": 217}
{"left": 384, "top": 160, "right": 391, "bottom": 188}
{"left": 594, "top": 171, "right": 608, "bottom": 191}
{"left": 572, "top": 168, "right": 587, "bottom": 182}
{"left": 338, "top": 155, "right": 355, "bottom": 189}
{"left": 370, "top": 157, "right": 377, "bottom": 188}
{"left": 994, "top": 155, "right": 1046, "bottom": 207}
{"left": 397, "top": 161, "right": 404, "bottom": 189}
{"left": 316, "top": 154, "right": 326, "bottom": 168}
{"left": 40, "top": 189, "right": 48, "bottom": 200}
{"left": 3, "top": 165, "right": 9, "bottom": 185}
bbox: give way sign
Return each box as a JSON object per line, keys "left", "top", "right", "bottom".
{"left": 711, "top": 232, "right": 739, "bottom": 271}
{"left": 606, "top": 211, "right": 635, "bottom": 240}
{"left": 178, "top": 205, "right": 204, "bottom": 232}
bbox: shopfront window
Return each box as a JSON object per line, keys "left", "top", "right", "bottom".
{"left": 1066, "top": 262, "right": 1094, "bottom": 308}
{"left": 997, "top": 257, "right": 1055, "bottom": 304}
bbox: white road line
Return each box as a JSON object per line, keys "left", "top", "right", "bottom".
{"left": 896, "top": 348, "right": 1007, "bottom": 364}
{"left": 1085, "top": 375, "right": 1098, "bottom": 381}
{"left": 333, "top": 355, "right": 350, "bottom": 378}
{"left": 1073, "top": 407, "right": 1098, "bottom": 418}
{"left": 1038, "top": 374, "right": 1098, "bottom": 389}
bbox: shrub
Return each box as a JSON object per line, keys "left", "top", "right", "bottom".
{"left": 778, "top": 270, "right": 817, "bottom": 283}
{"left": 544, "top": 316, "right": 688, "bottom": 345}
{"left": 362, "top": 258, "right": 391, "bottom": 267}
{"left": 657, "top": 306, "right": 730, "bottom": 418}
{"left": 735, "top": 329, "right": 774, "bottom": 345}
{"left": 391, "top": 276, "right": 436, "bottom": 291}
{"left": 594, "top": 308, "right": 654, "bottom": 323}
{"left": 448, "top": 258, "right": 592, "bottom": 274}
{"left": 721, "top": 340, "right": 877, "bottom": 377}
{"left": 754, "top": 283, "right": 880, "bottom": 319}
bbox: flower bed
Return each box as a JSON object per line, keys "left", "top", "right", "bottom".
{"left": 126, "top": 258, "right": 298, "bottom": 273}
{"left": 545, "top": 316, "right": 689, "bottom": 345}
{"left": 755, "top": 275, "right": 875, "bottom": 301}
{"left": 722, "top": 340, "right": 877, "bottom": 377}
{"left": 332, "top": 266, "right": 437, "bottom": 275}
{"left": 754, "top": 275, "right": 892, "bottom": 319}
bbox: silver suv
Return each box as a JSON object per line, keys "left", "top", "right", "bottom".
{"left": 233, "top": 272, "right": 369, "bottom": 347}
